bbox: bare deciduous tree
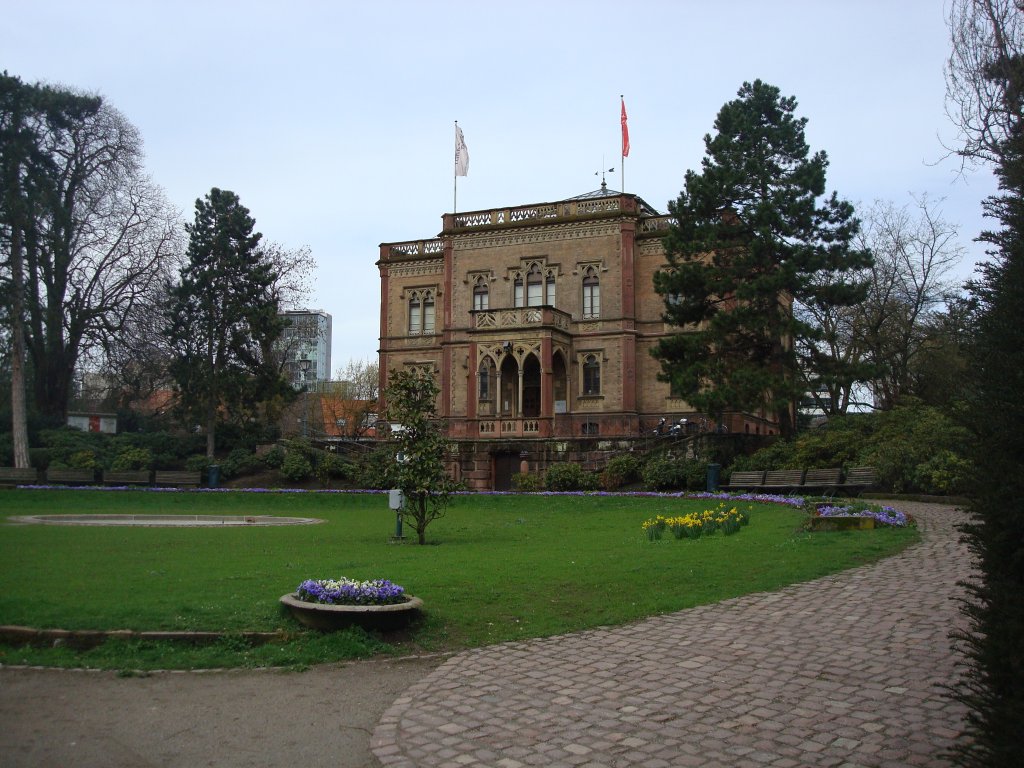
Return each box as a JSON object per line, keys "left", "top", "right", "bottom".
{"left": 945, "top": 0, "right": 1024, "bottom": 165}
{"left": 856, "top": 196, "right": 966, "bottom": 409}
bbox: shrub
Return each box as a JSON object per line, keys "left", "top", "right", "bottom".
{"left": 279, "top": 452, "right": 313, "bottom": 482}
{"left": 601, "top": 454, "right": 641, "bottom": 491}
{"left": 641, "top": 455, "right": 689, "bottom": 491}
{"left": 110, "top": 447, "right": 154, "bottom": 471}
{"left": 913, "top": 450, "right": 973, "bottom": 496}
{"left": 220, "top": 448, "right": 263, "bottom": 479}
{"left": 545, "top": 462, "right": 600, "bottom": 492}
{"left": 185, "top": 454, "right": 210, "bottom": 473}
{"left": 512, "top": 472, "right": 544, "bottom": 492}
{"left": 262, "top": 445, "right": 286, "bottom": 469}
{"left": 351, "top": 446, "right": 396, "bottom": 490}
{"left": 68, "top": 449, "right": 101, "bottom": 470}
{"left": 314, "top": 453, "right": 349, "bottom": 488}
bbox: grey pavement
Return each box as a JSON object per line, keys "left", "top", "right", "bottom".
{"left": 372, "top": 501, "right": 972, "bottom": 767}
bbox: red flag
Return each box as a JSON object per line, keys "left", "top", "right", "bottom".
{"left": 621, "top": 97, "right": 630, "bottom": 158}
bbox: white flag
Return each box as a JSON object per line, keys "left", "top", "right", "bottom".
{"left": 455, "top": 124, "right": 469, "bottom": 177}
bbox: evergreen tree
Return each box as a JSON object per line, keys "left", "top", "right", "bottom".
{"left": 944, "top": 4, "right": 1024, "bottom": 765}
{"left": 165, "top": 188, "right": 288, "bottom": 458}
{"left": 653, "top": 80, "right": 871, "bottom": 437}
{"left": 384, "top": 368, "right": 459, "bottom": 545}
{"left": 951, "top": 54, "right": 1024, "bottom": 768}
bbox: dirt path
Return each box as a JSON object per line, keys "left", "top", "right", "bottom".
{"left": 0, "top": 655, "right": 443, "bottom": 768}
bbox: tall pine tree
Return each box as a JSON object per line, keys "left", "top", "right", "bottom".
{"left": 165, "top": 188, "right": 288, "bottom": 458}
{"left": 653, "top": 80, "right": 871, "bottom": 437}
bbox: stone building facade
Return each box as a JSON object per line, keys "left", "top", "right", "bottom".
{"left": 377, "top": 186, "right": 778, "bottom": 489}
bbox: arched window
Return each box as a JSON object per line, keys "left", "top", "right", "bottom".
{"left": 582, "top": 354, "right": 601, "bottom": 395}
{"left": 478, "top": 357, "right": 495, "bottom": 401}
{"left": 473, "top": 277, "right": 489, "bottom": 311}
{"left": 545, "top": 269, "right": 557, "bottom": 306}
{"left": 408, "top": 292, "right": 421, "bottom": 335}
{"left": 422, "top": 291, "right": 435, "bottom": 333}
{"left": 582, "top": 267, "right": 600, "bottom": 319}
{"left": 513, "top": 273, "right": 524, "bottom": 307}
{"left": 526, "top": 264, "right": 543, "bottom": 306}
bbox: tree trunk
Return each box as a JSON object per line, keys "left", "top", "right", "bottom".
{"left": 9, "top": 227, "right": 31, "bottom": 469}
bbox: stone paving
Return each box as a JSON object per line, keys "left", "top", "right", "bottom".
{"left": 372, "top": 502, "right": 972, "bottom": 767}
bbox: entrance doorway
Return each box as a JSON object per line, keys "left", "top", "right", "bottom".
{"left": 493, "top": 452, "right": 519, "bottom": 491}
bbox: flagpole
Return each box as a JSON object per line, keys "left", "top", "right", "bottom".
{"left": 620, "top": 95, "right": 626, "bottom": 194}
{"left": 454, "top": 120, "right": 459, "bottom": 214}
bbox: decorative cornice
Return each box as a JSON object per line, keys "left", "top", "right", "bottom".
{"left": 454, "top": 221, "right": 619, "bottom": 251}
{"left": 387, "top": 259, "right": 444, "bottom": 278}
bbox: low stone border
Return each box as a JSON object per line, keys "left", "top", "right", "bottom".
{"left": 0, "top": 625, "right": 288, "bottom": 650}
{"left": 7, "top": 514, "right": 323, "bottom": 527}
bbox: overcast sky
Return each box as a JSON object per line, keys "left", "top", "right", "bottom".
{"left": 7, "top": 0, "right": 997, "bottom": 370}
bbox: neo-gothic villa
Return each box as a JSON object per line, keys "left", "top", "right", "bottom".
{"left": 377, "top": 185, "right": 778, "bottom": 490}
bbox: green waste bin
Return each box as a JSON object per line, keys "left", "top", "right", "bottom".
{"left": 207, "top": 464, "right": 221, "bottom": 488}
{"left": 706, "top": 463, "right": 721, "bottom": 492}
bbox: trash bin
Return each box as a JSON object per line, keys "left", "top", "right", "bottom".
{"left": 706, "top": 463, "right": 721, "bottom": 492}
{"left": 207, "top": 464, "right": 221, "bottom": 488}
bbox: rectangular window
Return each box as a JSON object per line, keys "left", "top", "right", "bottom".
{"left": 581, "top": 422, "right": 599, "bottom": 435}
{"left": 423, "top": 298, "right": 435, "bottom": 334}
{"left": 409, "top": 300, "right": 421, "bottom": 335}
{"left": 527, "top": 281, "right": 542, "bottom": 307}
{"left": 514, "top": 281, "right": 524, "bottom": 308}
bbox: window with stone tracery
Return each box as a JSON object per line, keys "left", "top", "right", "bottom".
{"left": 472, "top": 277, "right": 489, "bottom": 311}
{"left": 512, "top": 262, "right": 556, "bottom": 308}
{"left": 407, "top": 289, "right": 436, "bottom": 335}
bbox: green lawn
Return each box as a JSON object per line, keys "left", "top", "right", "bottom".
{"left": 0, "top": 489, "right": 919, "bottom": 669}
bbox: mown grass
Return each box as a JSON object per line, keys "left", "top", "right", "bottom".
{"left": 0, "top": 488, "right": 919, "bottom": 670}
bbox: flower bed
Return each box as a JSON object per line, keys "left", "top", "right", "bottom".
{"left": 643, "top": 503, "right": 751, "bottom": 541}
{"left": 808, "top": 502, "right": 913, "bottom": 531}
{"left": 295, "top": 577, "right": 408, "bottom": 605}
{"left": 282, "top": 577, "right": 421, "bottom": 631}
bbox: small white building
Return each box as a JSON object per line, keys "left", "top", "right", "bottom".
{"left": 67, "top": 411, "right": 118, "bottom": 434}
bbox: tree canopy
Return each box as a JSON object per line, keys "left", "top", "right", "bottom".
{"left": 653, "top": 79, "right": 871, "bottom": 437}
{"left": 1, "top": 72, "right": 181, "bottom": 431}
{"left": 164, "top": 188, "right": 291, "bottom": 458}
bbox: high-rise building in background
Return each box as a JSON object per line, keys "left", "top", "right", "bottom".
{"left": 278, "top": 309, "right": 332, "bottom": 389}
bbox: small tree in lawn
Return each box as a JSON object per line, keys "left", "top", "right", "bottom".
{"left": 384, "top": 368, "right": 458, "bottom": 545}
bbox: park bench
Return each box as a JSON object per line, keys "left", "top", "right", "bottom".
{"left": 721, "top": 470, "right": 765, "bottom": 491}
{"left": 153, "top": 470, "right": 202, "bottom": 488}
{"left": 800, "top": 468, "right": 843, "bottom": 494}
{"left": 834, "top": 466, "right": 878, "bottom": 497}
{"left": 44, "top": 468, "right": 97, "bottom": 485}
{"left": 0, "top": 467, "right": 39, "bottom": 486}
{"left": 102, "top": 470, "right": 152, "bottom": 486}
{"left": 762, "top": 469, "right": 805, "bottom": 492}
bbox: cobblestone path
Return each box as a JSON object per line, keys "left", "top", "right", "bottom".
{"left": 372, "top": 501, "right": 971, "bottom": 768}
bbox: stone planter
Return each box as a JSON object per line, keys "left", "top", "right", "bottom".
{"left": 279, "top": 593, "right": 423, "bottom": 632}
{"left": 808, "top": 515, "right": 876, "bottom": 532}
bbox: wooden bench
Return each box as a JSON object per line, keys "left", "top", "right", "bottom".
{"left": 44, "top": 468, "right": 97, "bottom": 485}
{"left": 835, "top": 466, "right": 877, "bottom": 497}
{"left": 0, "top": 467, "right": 39, "bottom": 486}
{"left": 103, "top": 470, "right": 152, "bottom": 485}
{"left": 153, "top": 470, "right": 202, "bottom": 488}
{"left": 800, "top": 468, "right": 843, "bottom": 494}
{"left": 721, "top": 470, "right": 765, "bottom": 490}
{"left": 762, "top": 469, "right": 805, "bottom": 491}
